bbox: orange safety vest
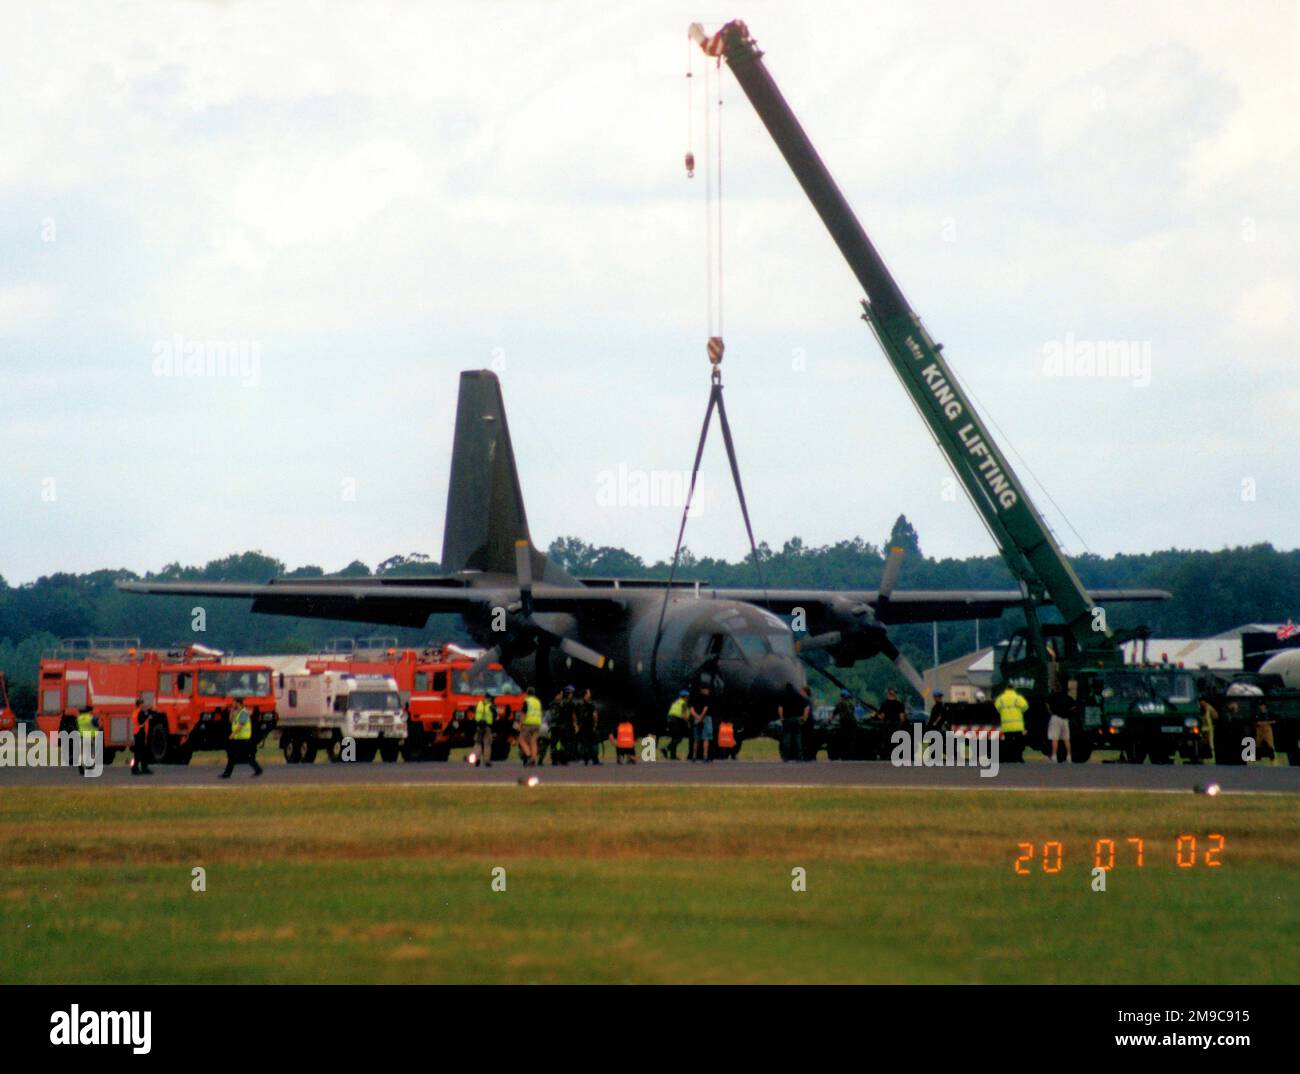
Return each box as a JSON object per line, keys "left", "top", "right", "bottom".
{"left": 616, "top": 722, "right": 635, "bottom": 749}
{"left": 717, "top": 721, "right": 736, "bottom": 749}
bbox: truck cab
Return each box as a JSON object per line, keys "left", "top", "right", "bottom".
{"left": 400, "top": 648, "right": 525, "bottom": 761}
{"left": 150, "top": 656, "right": 278, "bottom": 763}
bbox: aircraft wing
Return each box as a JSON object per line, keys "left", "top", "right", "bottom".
{"left": 118, "top": 576, "right": 1167, "bottom": 629}
{"left": 681, "top": 586, "right": 1172, "bottom": 624}
{"left": 115, "top": 578, "right": 628, "bottom": 627}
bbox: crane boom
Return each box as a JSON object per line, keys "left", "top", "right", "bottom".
{"left": 692, "top": 20, "right": 1110, "bottom": 658}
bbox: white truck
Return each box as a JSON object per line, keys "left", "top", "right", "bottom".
{"left": 276, "top": 670, "right": 406, "bottom": 763}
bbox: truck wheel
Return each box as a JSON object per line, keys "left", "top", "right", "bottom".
{"left": 148, "top": 721, "right": 171, "bottom": 764}
{"left": 301, "top": 740, "right": 319, "bottom": 764}
{"left": 401, "top": 734, "right": 425, "bottom": 762}
{"left": 356, "top": 740, "right": 378, "bottom": 763}
{"left": 1149, "top": 744, "right": 1173, "bottom": 765}
{"left": 431, "top": 744, "right": 451, "bottom": 763}
{"left": 173, "top": 744, "right": 192, "bottom": 766}
{"left": 379, "top": 740, "right": 400, "bottom": 763}
{"left": 102, "top": 749, "right": 117, "bottom": 766}
{"left": 282, "top": 737, "right": 301, "bottom": 764}
{"left": 1071, "top": 733, "right": 1093, "bottom": 763}
{"left": 1286, "top": 742, "right": 1300, "bottom": 767}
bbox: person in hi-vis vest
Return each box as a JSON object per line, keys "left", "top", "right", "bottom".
{"left": 519, "top": 687, "right": 543, "bottom": 766}
{"left": 994, "top": 685, "right": 1028, "bottom": 763}
{"left": 220, "top": 697, "right": 263, "bottom": 779}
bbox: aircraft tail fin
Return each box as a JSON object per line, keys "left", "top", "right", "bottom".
{"left": 440, "top": 370, "right": 561, "bottom": 583}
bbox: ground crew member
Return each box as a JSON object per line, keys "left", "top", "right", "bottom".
{"left": 1253, "top": 701, "right": 1277, "bottom": 764}
{"left": 75, "top": 706, "right": 98, "bottom": 777}
{"left": 473, "top": 693, "right": 495, "bottom": 767}
{"left": 520, "top": 687, "right": 543, "bottom": 766}
{"left": 994, "top": 684, "right": 1028, "bottom": 763}
{"left": 551, "top": 686, "right": 577, "bottom": 765}
{"left": 577, "top": 688, "right": 601, "bottom": 765}
{"left": 220, "top": 697, "right": 262, "bottom": 779}
{"left": 831, "top": 689, "right": 857, "bottom": 758}
{"left": 130, "top": 696, "right": 152, "bottom": 776}
{"left": 778, "top": 685, "right": 808, "bottom": 762}
{"left": 925, "top": 690, "right": 951, "bottom": 735}
{"left": 879, "top": 687, "right": 906, "bottom": 731}
{"left": 690, "top": 683, "right": 713, "bottom": 763}
{"left": 615, "top": 718, "right": 636, "bottom": 764}
{"left": 1195, "top": 696, "right": 1217, "bottom": 763}
{"left": 663, "top": 690, "right": 690, "bottom": 760}
{"left": 1046, "top": 689, "right": 1073, "bottom": 763}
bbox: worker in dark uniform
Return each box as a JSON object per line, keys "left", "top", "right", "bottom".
{"left": 780, "top": 685, "right": 812, "bottom": 761}
{"left": 663, "top": 689, "right": 690, "bottom": 760}
{"left": 220, "top": 697, "right": 263, "bottom": 778}
{"left": 577, "top": 688, "right": 601, "bottom": 765}
{"left": 925, "top": 690, "right": 950, "bottom": 734}
{"left": 879, "top": 687, "right": 906, "bottom": 733}
{"left": 551, "top": 685, "right": 577, "bottom": 765}
{"left": 492, "top": 696, "right": 515, "bottom": 763}
{"left": 831, "top": 690, "right": 857, "bottom": 759}
{"left": 130, "top": 696, "right": 152, "bottom": 775}
{"left": 1253, "top": 700, "right": 1277, "bottom": 764}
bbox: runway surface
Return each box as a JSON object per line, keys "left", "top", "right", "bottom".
{"left": 3, "top": 758, "right": 1296, "bottom": 793}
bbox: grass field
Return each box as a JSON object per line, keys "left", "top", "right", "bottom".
{"left": 1, "top": 784, "right": 1296, "bottom": 983}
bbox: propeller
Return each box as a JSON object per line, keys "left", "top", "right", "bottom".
{"left": 794, "top": 544, "right": 928, "bottom": 699}
{"left": 466, "top": 540, "right": 610, "bottom": 682}
{"left": 878, "top": 545, "right": 904, "bottom": 603}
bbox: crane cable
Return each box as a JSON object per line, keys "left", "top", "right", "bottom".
{"left": 651, "top": 44, "right": 766, "bottom": 684}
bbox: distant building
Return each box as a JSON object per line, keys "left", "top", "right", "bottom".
{"left": 923, "top": 647, "right": 996, "bottom": 701}
{"left": 1120, "top": 637, "right": 1240, "bottom": 671}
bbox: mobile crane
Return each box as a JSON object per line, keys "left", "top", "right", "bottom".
{"left": 691, "top": 20, "right": 1201, "bottom": 762}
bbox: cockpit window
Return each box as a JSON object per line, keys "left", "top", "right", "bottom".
{"left": 767, "top": 632, "right": 795, "bottom": 658}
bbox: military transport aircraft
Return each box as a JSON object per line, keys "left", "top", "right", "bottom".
{"left": 120, "top": 370, "right": 1169, "bottom": 738}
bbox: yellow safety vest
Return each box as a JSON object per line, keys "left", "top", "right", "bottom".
{"left": 475, "top": 699, "right": 494, "bottom": 724}
{"left": 524, "top": 696, "right": 543, "bottom": 726}
{"left": 667, "top": 698, "right": 688, "bottom": 719}
{"left": 230, "top": 706, "right": 253, "bottom": 741}
{"left": 76, "top": 712, "right": 96, "bottom": 740}
{"left": 994, "top": 689, "right": 1027, "bottom": 734}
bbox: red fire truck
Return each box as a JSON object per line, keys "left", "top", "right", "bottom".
{"left": 34, "top": 638, "right": 277, "bottom": 765}
{"left": 288, "top": 639, "right": 527, "bottom": 761}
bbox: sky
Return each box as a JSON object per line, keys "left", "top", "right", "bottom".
{"left": 2, "top": 0, "right": 1298, "bottom": 584}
